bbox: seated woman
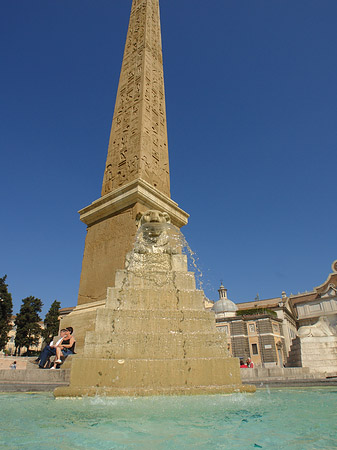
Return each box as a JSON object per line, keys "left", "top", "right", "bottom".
{"left": 50, "top": 327, "right": 76, "bottom": 369}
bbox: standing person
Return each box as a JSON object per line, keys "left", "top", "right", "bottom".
{"left": 37, "top": 329, "right": 68, "bottom": 368}
{"left": 50, "top": 327, "right": 76, "bottom": 369}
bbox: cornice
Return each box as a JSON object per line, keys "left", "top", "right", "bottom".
{"left": 79, "top": 179, "right": 189, "bottom": 228}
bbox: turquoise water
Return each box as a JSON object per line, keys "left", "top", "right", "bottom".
{"left": 0, "top": 388, "right": 336, "bottom": 450}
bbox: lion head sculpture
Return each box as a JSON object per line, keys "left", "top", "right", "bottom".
{"left": 133, "top": 210, "right": 179, "bottom": 255}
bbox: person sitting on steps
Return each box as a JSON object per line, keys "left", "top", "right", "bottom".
{"left": 50, "top": 327, "right": 76, "bottom": 370}
{"left": 37, "top": 329, "right": 68, "bottom": 369}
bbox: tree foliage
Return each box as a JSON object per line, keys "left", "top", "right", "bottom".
{"left": 15, "top": 296, "right": 43, "bottom": 355}
{"left": 42, "top": 300, "right": 61, "bottom": 343}
{"left": 236, "top": 308, "right": 277, "bottom": 318}
{"left": 0, "top": 275, "right": 13, "bottom": 352}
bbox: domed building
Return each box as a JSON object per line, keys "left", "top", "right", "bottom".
{"left": 204, "top": 261, "right": 337, "bottom": 369}
{"left": 207, "top": 283, "right": 287, "bottom": 368}
{"left": 212, "top": 283, "right": 238, "bottom": 318}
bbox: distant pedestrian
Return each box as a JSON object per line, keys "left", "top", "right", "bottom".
{"left": 10, "top": 361, "right": 16, "bottom": 369}
{"left": 246, "top": 358, "right": 254, "bottom": 368}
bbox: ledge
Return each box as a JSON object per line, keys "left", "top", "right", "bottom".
{"left": 79, "top": 179, "right": 189, "bottom": 228}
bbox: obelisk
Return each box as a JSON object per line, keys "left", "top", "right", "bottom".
{"left": 63, "top": 0, "right": 189, "bottom": 349}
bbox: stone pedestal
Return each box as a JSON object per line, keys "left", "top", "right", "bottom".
{"left": 62, "top": 180, "right": 189, "bottom": 352}
{"left": 55, "top": 253, "right": 254, "bottom": 397}
{"left": 298, "top": 336, "right": 337, "bottom": 375}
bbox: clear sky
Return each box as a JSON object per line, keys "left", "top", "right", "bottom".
{"left": 1, "top": 0, "right": 336, "bottom": 316}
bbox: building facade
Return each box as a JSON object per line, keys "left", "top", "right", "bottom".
{"left": 214, "top": 310, "right": 286, "bottom": 368}
{"left": 208, "top": 260, "right": 337, "bottom": 368}
{"left": 3, "top": 316, "right": 44, "bottom": 356}
{"left": 290, "top": 261, "right": 337, "bottom": 328}
{"left": 235, "top": 295, "right": 298, "bottom": 358}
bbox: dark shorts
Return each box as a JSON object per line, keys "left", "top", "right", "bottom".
{"left": 61, "top": 349, "right": 74, "bottom": 357}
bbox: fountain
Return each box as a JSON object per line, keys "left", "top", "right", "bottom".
{"left": 54, "top": 210, "right": 255, "bottom": 397}
{"left": 2, "top": 388, "right": 337, "bottom": 448}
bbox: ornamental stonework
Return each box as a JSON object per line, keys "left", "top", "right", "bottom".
{"left": 102, "top": 0, "right": 170, "bottom": 198}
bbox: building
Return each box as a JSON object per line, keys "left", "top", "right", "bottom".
{"left": 290, "top": 260, "right": 337, "bottom": 328}
{"left": 210, "top": 285, "right": 287, "bottom": 367}
{"left": 208, "top": 260, "right": 337, "bottom": 368}
{"left": 236, "top": 293, "right": 298, "bottom": 358}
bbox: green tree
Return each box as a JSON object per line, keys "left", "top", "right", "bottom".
{"left": 42, "top": 300, "right": 61, "bottom": 344}
{"left": 0, "top": 275, "right": 13, "bottom": 352}
{"left": 15, "top": 296, "right": 43, "bottom": 355}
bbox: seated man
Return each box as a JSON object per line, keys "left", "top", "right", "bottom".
{"left": 50, "top": 327, "right": 76, "bottom": 369}
{"left": 37, "top": 329, "right": 68, "bottom": 369}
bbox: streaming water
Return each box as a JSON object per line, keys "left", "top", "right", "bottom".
{"left": 1, "top": 388, "right": 336, "bottom": 449}
{"left": 129, "top": 222, "right": 204, "bottom": 291}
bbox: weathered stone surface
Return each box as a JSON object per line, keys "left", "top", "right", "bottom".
{"left": 298, "top": 316, "right": 335, "bottom": 338}
{"left": 73, "top": 0, "right": 189, "bottom": 312}
{"left": 101, "top": 0, "right": 170, "bottom": 197}
{"left": 55, "top": 245, "right": 254, "bottom": 397}
{"left": 0, "top": 369, "right": 70, "bottom": 383}
{"left": 299, "top": 336, "right": 337, "bottom": 374}
{"left": 58, "top": 0, "right": 253, "bottom": 397}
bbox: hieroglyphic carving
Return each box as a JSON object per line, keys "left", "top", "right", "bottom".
{"left": 102, "top": 0, "right": 170, "bottom": 197}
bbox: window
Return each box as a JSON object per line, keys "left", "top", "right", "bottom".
{"left": 249, "top": 324, "right": 256, "bottom": 333}
{"left": 252, "top": 343, "right": 258, "bottom": 355}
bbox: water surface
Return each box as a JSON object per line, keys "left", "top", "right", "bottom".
{"left": 0, "top": 388, "right": 336, "bottom": 449}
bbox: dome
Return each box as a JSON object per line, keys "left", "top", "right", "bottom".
{"left": 212, "top": 283, "right": 238, "bottom": 314}
{"left": 212, "top": 298, "right": 238, "bottom": 314}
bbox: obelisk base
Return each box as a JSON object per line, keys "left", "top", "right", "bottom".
{"left": 55, "top": 252, "right": 255, "bottom": 398}
{"left": 63, "top": 180, "right": 189, "bottom": 352}
{"left": 54, "top": 357, "right": 256, "bottom": 397}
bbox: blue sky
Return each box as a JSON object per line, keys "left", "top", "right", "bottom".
{"left": 1, "top": 0, "right": 336, "bottom": 316}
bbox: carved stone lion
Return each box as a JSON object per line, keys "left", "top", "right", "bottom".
{"left": 297, "top": 316, "right": 336, "bottom": 338}
{"left": 134, "top": 210, "right": 179, "bottom": 255}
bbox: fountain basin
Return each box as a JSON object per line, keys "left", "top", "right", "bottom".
{"left": 1, "top": 389, "right": 336, "bottom": 449}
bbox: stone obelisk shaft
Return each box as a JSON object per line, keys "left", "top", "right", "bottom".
{"left": 67, "top": 0, "right": 188, "bottom": 345}
{"left": 102, "top": 0, "right": 170, "bottom": 197}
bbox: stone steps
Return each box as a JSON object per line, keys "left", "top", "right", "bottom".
{"left": 240, "top": 366, "right": 337, "bottom": 387}
{"left": 286, "top": 337, "right": 302, "bottom": 367}
{"left": 0, "top": 365, "right": 70, "bottom": 392}
{"left": 286, "top": 336, "right": 337, "bottom": 374}
{"left": 0, "top": 368, "right": 70, "bottom": 383}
